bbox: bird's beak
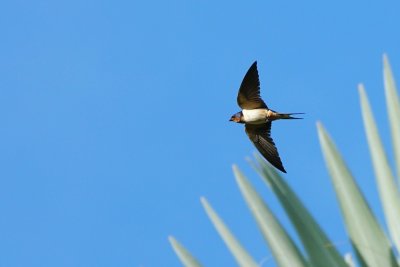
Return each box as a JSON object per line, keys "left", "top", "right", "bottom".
{"left": 229, "top": 118, "right": 234, "bottom": 122}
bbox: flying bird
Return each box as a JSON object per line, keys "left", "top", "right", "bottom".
{"left": 229, "top": 61, "right": 303, "bottom": 173}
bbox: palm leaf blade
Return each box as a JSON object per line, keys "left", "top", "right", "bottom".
{"left": 253, "top": 156, "right": 348, "bottom": 267}
{"left": 317, "top": 121, "right": 398, "bottom": 266}
{"left": 359, "top": 84, "right": 400, "bottom": 255}
{"left": 169, "top": 236, "right": 203, "bottom": 267}
{"left": 233, "top": 165, "right": 309, "bottom": 267}
{"left": 201, "top": 197, "right": 258, "bottom": 267}
{"left": 383, "top": 54, "right": 400, "bottom": 181}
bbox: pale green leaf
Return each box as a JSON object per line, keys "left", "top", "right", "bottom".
{"left": 233, "top": 165, "right": 309, "bottom": 267}
{"left": 253, "top": 156, "right": 348, "bottom": 267}
{"left": 168, "top": 236, "right": 202, "bottom": 267}
{"left": 200, "top": 197, "right": 258, "bottom": 267}
{"left": 383, "top": 54, "right": 400, "bottom": 182}
{"left": 359, "top": 84, "right": 400, "bottom": 254}
{"left": 317, "top": 122, "right": 398, "bottom": 267}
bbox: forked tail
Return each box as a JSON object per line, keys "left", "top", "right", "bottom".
{"left": 278, "top": 112, "right": 304, "bottom": 119}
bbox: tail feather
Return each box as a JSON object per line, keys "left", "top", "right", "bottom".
{"left": 279, "top": 112, "right": 304, "bottom": 119}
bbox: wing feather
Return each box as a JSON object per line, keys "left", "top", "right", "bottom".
{"left": 245, "top": 123, "right": 286, "bottom": 173}
{"left": 237, "top": 61, "right": 268, "bottom": 109}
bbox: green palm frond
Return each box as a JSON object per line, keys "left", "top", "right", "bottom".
{"left": 252, "top": 157, "right": 348, "bottom": 267}
{"left": 359, "top": 83, "right": 400, "bottom": 254}
{"left": 170, "top": 55, "right": 400, "bottom": 267}
{"left": 233, "top": 165, "right": 309, "bottom": 267}
{"left": 383, "top": 55, "right": 400, "bottom": 182}
{"left": 318, "top": 122, "right": 397, "bottom": 266}
{"left": 168, "top": 236, "right": 203, "bottom": 267}
{"left": 201, "top": 197, "right": 258, "bottom": 267}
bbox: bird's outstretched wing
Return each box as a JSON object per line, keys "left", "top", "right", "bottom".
{"left": 237, "top": 61, "right": 268, "bottom": 109}
{"left": 245, "top": 122, "right": 286, "bottom": 173}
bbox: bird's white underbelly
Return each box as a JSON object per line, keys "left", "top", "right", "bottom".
{"left": 242, "top": 109, "right": 268, "bottom": 124}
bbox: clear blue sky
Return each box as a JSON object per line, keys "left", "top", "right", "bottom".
{"left": 0, "top": 0, "right": 399, "bottom": 266}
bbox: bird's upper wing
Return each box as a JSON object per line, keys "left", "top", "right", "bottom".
{"left": 237, "top": 61, "right": 268, "bottom": 109}
{"left": 245, "top": 122, "right": 286, "bottom": 173}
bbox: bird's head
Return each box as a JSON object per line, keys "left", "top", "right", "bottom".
{"left": 229, "top": 112, "right": 243, "bottom": 123}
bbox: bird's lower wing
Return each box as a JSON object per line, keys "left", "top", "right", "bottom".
{"left": 245, "top": 123, "right": 286, "bottom": 173}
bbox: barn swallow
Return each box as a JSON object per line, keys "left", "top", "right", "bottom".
{"left": 229, "top": 61, "right": 303, "bottom": 173}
